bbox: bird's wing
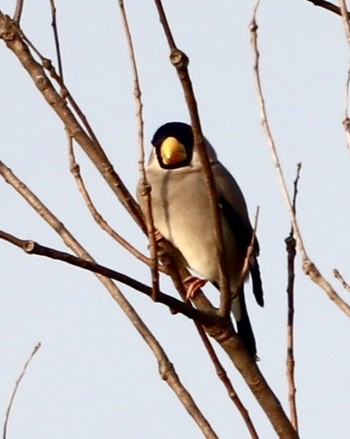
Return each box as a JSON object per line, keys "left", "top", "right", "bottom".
{"left": 212, "top": 161, "right": 264, "bottom": 307}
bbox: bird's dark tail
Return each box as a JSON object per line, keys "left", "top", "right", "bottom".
{"left": 236, "top": 289, "right": 257, "bottom": 359}
{"left": 250, "top": 257, "right": 264, "bottom": 307}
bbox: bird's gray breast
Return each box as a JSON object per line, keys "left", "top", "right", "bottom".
{"left": 147, "top": 168, "right": 241, "bottom": 285}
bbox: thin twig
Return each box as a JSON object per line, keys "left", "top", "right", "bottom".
{"left": 196, "top": 328, "right": 260, "bottom": 439}
{"left": 0, "top": 162, "right": 219, "bottom": 439}
{"left": 306, "top": 0, "right": 350, "bottom": 17}
{"left": 0, "top": 10, "right": 298, "bottom": 438}
{"left": 49, "top": 0, "right": 64, "bottom": 83}
{"left": 338, "top": 0, "right": 350, "bottom": 148}
{"left": 118, "top": 0, "right": 160, "bottom": 300}
{"left": 250, "top": 1, "right": 350, "bottom": 317}
{"left": 339, "top": 0, "right": 350, "bottom": 43}
{"left": 152, "top": 0, "right": 231, "bottom": 318}
{"left": 285, "top": 163, "right": 302, "bottom": 432}
{"left": 13, "top": 0, "right": 24, "bottom": 22}
{"left": 67, "top": 134, "right": 164, "bottom": 272}
{"left": 3, "top": 343, "right": 41, "bottom": 439}
{"left": 0, "top": 13, "right": 145, "bottom": 232}
{"left": 333, "top": 269, "right": 350, "bottom": 293}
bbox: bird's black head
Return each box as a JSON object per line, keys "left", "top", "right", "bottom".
{"left": 152, "top": 122, "right": 194, "bottom": 169}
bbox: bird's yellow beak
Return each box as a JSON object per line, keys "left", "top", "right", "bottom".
{"left": 160, "top": 137, "right": 187, "bottom": 165}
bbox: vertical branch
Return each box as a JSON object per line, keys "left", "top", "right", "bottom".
{"left": 152, "top": 0, "right": 231, "bottom": 317}
{"left": 117, "top": 0, "right": 159, "bottom": 300}
{"left": 339, "top": 0, "right": 350, "bottom": 148}
{"left": 49, "top": 0, "right": 64, "bottom": 83}
{"left": 13, "top": 0, "right": 25, "bottom": 22}
{"left": 285, "top": 163, "right": 301, "bottom": 432}
{"left": 250, "top": 1, "right": 350, "bottom": 317}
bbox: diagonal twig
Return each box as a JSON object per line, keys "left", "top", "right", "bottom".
{"left": 3, "top": 343, "right": 41, "bottom": 439}
{"left": 49, "top": 0, "right": 64, "bottom": 83}
{"left": 333, "top": 269, "right": 350, "bottom": 293}
{"left": 0, "top": 12, "right": 145, "bottom": 233}
{"left": 67, "top": 134, "right": 164, "bottom": 272}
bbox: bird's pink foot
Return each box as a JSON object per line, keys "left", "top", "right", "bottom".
{"left": 184, "top": 276, "right": 208, "bottom": 300}
{"left": 154, "top": 230, "right": 164, "bottom": 242}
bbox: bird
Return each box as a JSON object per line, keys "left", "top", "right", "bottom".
{"left": 138, "top": 121, "right": 264, "bottom": 357}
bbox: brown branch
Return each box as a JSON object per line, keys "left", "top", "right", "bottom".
{"left": 152, "top": 0, "right": 231, "bottom": 318}
{"left": 250, "top": 2, "right": 350, "bottom": 318}
{"left": 0, "top": 160, "right": 219, "bottom": 439}
{"left": 306, "top": 0, "right": 350, "bottom": 17}
{"left": 0, "top": 228, "right": 223, "bottom": 327}
{"left": 149, "top": 3, "right": 299, "bottom": 438}
{"left": 67, "top": 134, "right": 163, "bottom": 272}
{"left": 3, "top": 343, "right": 41, "bottom": 439}
{"left": 159, "top": 245, "right": 259, "bottom": 438}
{"left": 339, "top": 0, "right": 350, "bottom": 42}
{"left": 49, "top": 0, "right": 64, "bottom": 83}
{"left": 157, "top": 240, "right": 297, "bottom": 438}
{"left": 118, "top": 0, "right": 160, "bottom": 300}
{"left": 0, "top": 12, "right": 145, "bottom": 234}
{"left": 285, "top": 163, "right": 301, "bottom": 432}
{"left": 338, "top": 0, "right": 350, "bottom": 149}
{"left": 333, "top": 269, "right": 350, "bottom": 293}
{"left": 196, "top": 328, "right": 260, "bottom": 439}
{"left": 13, "top": 0, "right": 24, "bottom": 22}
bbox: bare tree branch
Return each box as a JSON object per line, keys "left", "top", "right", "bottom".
{"left": 285, "top": 163, "right": 302, "bottom": 432}
{"left": 0, "top": 161, "right": 219, "bottom": 439}
{"left": 3, "top": 343, "right": 41, "bottom": 439}
{"left": 152, "top": 0, "right": 232, "bottom": 318}
{"left": 0, "top": 12, "right": 145, "bottom": 233}
{"left": 0, "top": 228, "right": 223, "bottom": 326}
{"left": 0, "top": 7, "right": 303, "bottom": 437}
{"left": 145, "top": 3, "right": 300, "bottom": 437}
{"left": 49, "top": 0, "right": 64, "bottom": 83}
{"left": 337, "top": 0, "right": 350, "bottom": 149}
{"left": 67, "top": 134, "right": 163, "bottom": 272}
{"left": 250, "top": 1, "right": 350, "bottom": 318}
{"left": 196, "top": 327, "right": 260, "bottom": 439}
{"left": 333, "top": 269, "right": 350, "bottom": 293}
{"left": 306, "top": 0, "right": 350, "bottom": 17}
{"left": 13, "top": 0, "right": 24, "bottom": 23}
{"left": 118, "top": 0, "right": 160, "bottom": 300}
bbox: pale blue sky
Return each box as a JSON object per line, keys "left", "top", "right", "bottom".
{"left": 1, "top": 1, "right": 350, "bottom": 438}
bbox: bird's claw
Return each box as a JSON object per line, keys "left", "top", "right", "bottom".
{"left": 154, "top": 230, "right": 164, "bottom": 242}
{"left": 184, "top": 276, "right": 208, "bottom": 300}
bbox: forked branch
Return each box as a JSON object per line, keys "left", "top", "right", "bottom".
{"left": 0, "top": 160, "right": 218, "bottom": 439}
{"left": 250, "top": 1, "right": 350, "bottom": 317}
